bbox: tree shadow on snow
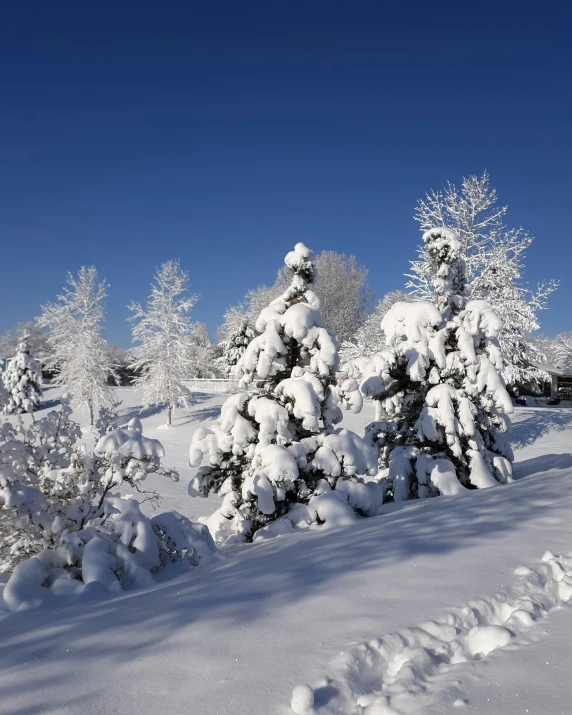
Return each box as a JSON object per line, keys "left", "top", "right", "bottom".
{"left": 38, "top": 385, "right": 61, "bottom": 411}
{"left": 510, "top": 408, "right": 572, "bottom": 449}
{"left": 118, "top": 392, "right": 218, "bottom": 425}
{"left": 119, "top": 403, "right": 167, "bottom": 422}
{"left": 183, "top": 405, "right": 222, "bottom": 423}
{"left": 39, "top": 397, "right": 61, "bottom": 411}
{"left": 513, "top": 453, "right": 572, "bottom": 480}
{"left": 189, "top": 391, "right": 218, "bottom": 406}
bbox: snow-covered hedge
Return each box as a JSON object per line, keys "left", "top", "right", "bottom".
{"left": 0, "top": 402, "right": 218, "bottom": 611}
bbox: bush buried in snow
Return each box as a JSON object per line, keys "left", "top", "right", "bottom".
{"left": 0, "top": 403, "right": 218, "bottom": 611}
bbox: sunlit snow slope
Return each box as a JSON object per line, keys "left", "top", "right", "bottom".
{"left": 1, "top": 390, "right": 571, "bottom": 715}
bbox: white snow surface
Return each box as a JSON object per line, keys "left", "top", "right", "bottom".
{"left": 1, "top": 388, "right": 572, "bottom": 714}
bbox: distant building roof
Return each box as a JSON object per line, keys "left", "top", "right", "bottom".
{"left": 529, "top": 361, "right": 572, "bottom": 378}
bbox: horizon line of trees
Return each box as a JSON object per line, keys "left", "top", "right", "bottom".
{"left": 1, "top": 172, "right": 565, "bottom": 425}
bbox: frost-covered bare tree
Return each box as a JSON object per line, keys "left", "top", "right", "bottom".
{"left": 339, "top": 289, "right": 411, "bottom": 372}
{"left": 222, "top": 250, "right": 374, "bottom": 345}
{"left": 312, "top": 251, "right": 375, "bottom": 343}
{"left": 187, "top": 322, "right": 220, "bottom": 378}
{"left": 555, "top": 333, "right": 572, "bottom": 371}
{"left": 217, "top": 305, "right": 249, "bottom": 344}
{"left": 537, "top": 332, "right": 572, "bottom": 373}
{"left": 0, "top": 322, "right": 52, "bottom": 362}
{"left": 129, "top": 259, "right": 197, "bottom": 426}
{"left": 407, "top": 172, "right": 557, "bottom": 387}
{"left": 245, "top": 284, "right": 283, "bottom": 329}
{"left": 38, "top": 267, "right": 113, "bottom": 425}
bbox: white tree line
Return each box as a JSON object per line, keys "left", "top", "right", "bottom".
{"left": 1, "top": 172, "right": 562, "bottom": 428}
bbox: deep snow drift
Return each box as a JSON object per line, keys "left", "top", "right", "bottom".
{"left": 1, "top": 387, "right": 572, "bottom": 714}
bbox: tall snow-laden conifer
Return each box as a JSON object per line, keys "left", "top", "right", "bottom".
{"left": 129, "top": 259, "right": 197, "bottom": 426}
{"left": 407, "top": 173, "right": 557, "bottom": 387}
{"left": 362, "top": 228, "right": 514, "bottom": 501}
{"left": 190, "top": 243, "right": 378, "bottom": 544}
{"left": 2, "top": 339, "right": 42, "bottom": 414}
{"left": 38, "top": 267, "right": 113, "bottom": 425}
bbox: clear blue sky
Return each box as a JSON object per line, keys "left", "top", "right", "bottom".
{"left": 1, "top": 1, "right": 570, "bottom": 346}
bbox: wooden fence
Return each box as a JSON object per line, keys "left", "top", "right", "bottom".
{"left": 185, "top": 378, "right": 238, "bottom": 393}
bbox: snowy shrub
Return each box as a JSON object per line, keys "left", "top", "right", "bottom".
{"left": 95, "top": 393, "right": 124, "bottom": 436}
{"left": 0, "top": 402, "right": 216, "bottom": 611}
{"left": 362, "top": 227, "right": 514, "bottom": 501}
{"left": 189, "top": 243, "right": 378, "bottom": 543}
{"left": 2, "top": 340, "right": 42, "bottom": 414}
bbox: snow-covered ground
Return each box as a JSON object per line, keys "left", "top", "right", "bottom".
{"left": 1, "top": 388, "right": 572, "bottom": 714}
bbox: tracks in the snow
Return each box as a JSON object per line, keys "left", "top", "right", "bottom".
{"left": 290, "top": 550, "right": 572, "bottom": 714}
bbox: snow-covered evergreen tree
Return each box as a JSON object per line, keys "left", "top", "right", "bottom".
{"left": 38, "top": 267, "right": 114, "bottom": 426}
{"left": 2, "top": 339, "right": 42, "bottom": 414}
{"left": 362, "top": 228, "right": 514, "bottom": 501}
{"left": 106, "top": 343, "right": 134, "bottom": 386}
{"left": 0, "top": 369, "right": 8, "bottom": 411}
{"left": 217, "top": 313, "right": 255, "bottom": 376}
{"left": 129, "top": 259, "right": 197, "bottom": 426}
{"left": 407, "top": 173, "right": 557, "bottom": 387}
{"left": 190, "top": 243, "right": 378, "bottom": 544}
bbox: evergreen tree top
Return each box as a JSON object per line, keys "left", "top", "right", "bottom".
{"left": 284, "top": 242, "right": 316, "bottom": 286}
{"left": 422, "top": 227, "right": 468, "bottom": 318}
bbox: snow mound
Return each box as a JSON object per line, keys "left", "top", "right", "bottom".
{"left": 95, "top": 420, "right": 165, "bottom": 460}
{"left": 291, "top": 684, "right": 315, "bottom": 715}
{"left": 464, "top": 624, "right": 512, "bottom": 656}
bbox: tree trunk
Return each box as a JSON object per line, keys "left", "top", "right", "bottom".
{"left": 89, "top": 400, "right": 94, "bottom": 427}
{"left": 168, "top": 402, "right": 172, "bottom": 426}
